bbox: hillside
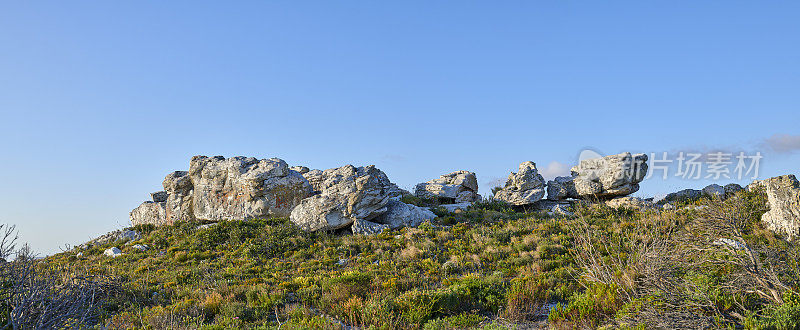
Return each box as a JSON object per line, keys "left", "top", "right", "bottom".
{"left": 33, "top": 189, "right": 800, "bottom": 329}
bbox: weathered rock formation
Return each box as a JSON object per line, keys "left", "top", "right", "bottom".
{"left": 130, "top": 202, "right": 169, "bottom": 227}
{"left": 415, "top": 171, "right": 480, "bottom": 203}
{"left": 130, "top": 156, "right": 313, "bottom": 226}
{"left": 302, "top": 169, "right": 325, "bottom": 193}
{"left": 760, "top": 175, "right": 800, "bottom": 240}
{"left": 493, "top": 161, "right": 547, "bottom": 205}
{"left": 288, "top": 165, "right": 404, "bottom": 231}
{"left": 162, "top": 171, "right": 194, "bottom": 223}
{"left": 189, "top": 156, "right": 312, "bottom": 221}
{"left": 131, "top": 156, "right": 432, "bottom": 234}
{"left": 548, "top": 152, "right": 648, "bottom": 200}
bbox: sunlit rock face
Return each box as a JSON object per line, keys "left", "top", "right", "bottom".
{"left": 130, "top": 156, "right": 313, "bottom": 226}
{"left": 189, "top": 156, "right": 312, "bottom": 221}
{"left": 760, "top": 175, "right": 800, "bottom": 240}
{"left": 289, "top": 165, "right": 404, "bottom": 232}
{"left": 547, "top": 152, "right": 648, "bottom": 200}
{"left": 494, "top": 161, "right": 547, "bottom": 206}
{"left": 415, "top": 171, "right": 480, "bottom": 203}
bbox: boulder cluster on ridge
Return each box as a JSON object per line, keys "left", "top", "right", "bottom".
{"left": 129, "top": 153, "right": 800, "bottom": 241}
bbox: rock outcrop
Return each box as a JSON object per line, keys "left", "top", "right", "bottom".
{"left": 724, "top": 183, "right": 743, "bottom": 197}
{"left": 760, "top": 175, "right": 800, "bottom": 240}
{"left": 661, "top": 189, "right": 702, "bottom": 203}
{"left": 701, "top": 184, "right": 726, "bottom": 199}
{"left": 415, "top": 171, "right": 480, "bottom": 203}
{"left": 289, "top": 165, "right": 403, "bottom": 231}
{"left": 493, "top": 161, "right": 547, "bottom": 205}
{"left": 548, "top": 152, "right": 648, "bottom": 200}
{"left": 130, "top": 156, "right": 313, "bottom": 226}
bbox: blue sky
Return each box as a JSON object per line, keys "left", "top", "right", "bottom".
{"left": 1, "top": 1, "right": 799, "bottom": 254}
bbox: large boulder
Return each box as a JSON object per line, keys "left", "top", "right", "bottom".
{"left": 546, "top": 176, "right": 578, "bottom": 200}
{"left": 351, "top": 219, "right": 390, "bottom": 235}
{"left": 415, "top": 171, "right": 479, "bottom": 203}
{"left": 189, "top": 156, "right": 313, "bottom": 221}
{"left": 130, "top": 201, "right": 168, "bottom": 226}
{"left": 548, "top": 152, "right": 648, "bottom": 200}
{"left": 760, "top": 175, "right": 800, "bottom": 240}
{"left": 373, "top": 200, "right": 436, "bottom": 229}
{"left": 289, "top": 165, "right": 403, "bottom": 231}
{"left": 493, "top": 161, "right": 547, "bottom": 206}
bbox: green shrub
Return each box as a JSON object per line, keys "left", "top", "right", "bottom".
{"left": 439, "top": 274, "right": 505, "bottom": 314}
{"left": 396, "top": 289, "right": 441, "bottom": 326}
{"left": 548, "top": 282, "right": 621, "bottom": 327}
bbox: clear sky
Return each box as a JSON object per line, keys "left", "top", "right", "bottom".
{"left": 1, "top": 2, "right": 799, "bottom": 254}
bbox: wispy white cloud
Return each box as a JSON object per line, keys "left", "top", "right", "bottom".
{"left": 760, "top": 133, "right": 800, "bottom": 154}
{"left": 539, "top": 161, "right": 572, "bottom": 181}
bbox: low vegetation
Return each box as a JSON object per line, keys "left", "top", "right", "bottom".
{"left": 12, "top": 189, "right": 800, "bottom": 329}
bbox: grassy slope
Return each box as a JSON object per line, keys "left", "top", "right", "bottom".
{"left": 46, "top": 192, "right": 800, "bottom": 329}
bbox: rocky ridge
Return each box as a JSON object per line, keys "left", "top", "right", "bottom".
{"left": 127, "top": 154, "right": 800, "bottom": 241}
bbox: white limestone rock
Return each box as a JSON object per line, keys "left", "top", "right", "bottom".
{"left": 189, "top": 156, "right": 313, "bottom": 221}
{"left": 374, "top": 200, "right": 436, "bottom": 229}
{"left": 104, "top": 247, "right": 122, "bottom": 258}
{"left": 415, "top": 171, "right": 479, "bottom": 203}
{"left": 351, "top": 219, "right": 390, "bottom": 235}
{"left": 760, "top": 175, "right": 800, "bottom": 240}
{"left": 493, "top": 161, "right": 547, "bottom": 206}
{"left": 289, "top": 165, "right": 403, "bottom": 232}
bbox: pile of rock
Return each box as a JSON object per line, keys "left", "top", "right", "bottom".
{"left": 491, "top": 152, "right": 648, "bottom": 212}
{"left": 289, "top": 164, "right": 432, "bottom": 233}
{"left": 660, "top": 183, "right": 743, "bottom": 204}
{"left": 414, "top": 171, "right": 480, "bottom": 203}
{"left": 547, "top": 152, "right": 648, "bottom": 200}
{"left": 127, "top": 154, "right": 800, "bottom": 241}
{"left": 493, "top": 162, "right": 547, "bottom": 206}
{"left": 130, "top": 156, "right": 434, "bottom": 236}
